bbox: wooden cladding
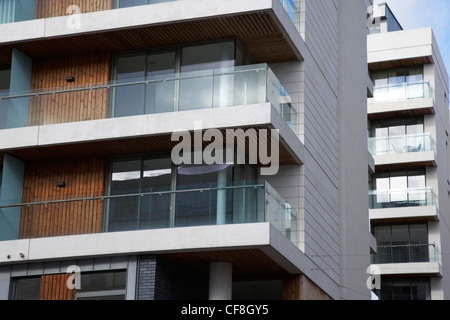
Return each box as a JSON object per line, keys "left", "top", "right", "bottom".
{"left": 40, "top": 274, "right": 74, "bottom": 300}
{"left": 19, "top": 156, "right": 106, "bottom": 239}
{"left": 35, "top": 0, "right": 113, "bottom": 19}
{"left": 29, "top": 51, "right": 111, "bottom": 126}
{"left": 282, "top": 275, "right": 332, "bottom": 300}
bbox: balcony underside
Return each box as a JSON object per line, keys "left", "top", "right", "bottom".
{"left": 371, "top": 262, "right": 441, "bottom": 278}
{"left": 368, "top": 98, "right": 435, "bottom": 121}
{"left": 370, "top": 206, "right": 439, "bottom": 225}
{"left": 368, "top": 56, "right": 433, "bottom": 72}
{"left": 0, "top": 1, "right": 304, "bottom": 65}
{"left": 373, "top": 152, "right": 436, "bottom": 172}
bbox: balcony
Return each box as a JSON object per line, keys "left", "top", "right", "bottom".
{"left": 371, "top": 243, "right": 439, "bottom": 264}
{"left": 368, "top": 133, "right": 436, "bottom": 170}
{"left": 369, "top": 187, "right": 439, "bottom": 224}
{"left": 0, "top": 63, "right": 297, "bottom": 133}
{"left": 367, "top": 82, "right": 434, "bottom": 120}
{"left": 0, "top": 180, "right": 300, "bottom": 247}
{"left": 0, "top": 0, "right": 304, "bottom": 67}
{"left": 370, "top": 243, "right": 442, "bottom": 277}
{"left": 0, "top": 0, "right": 300, "bottom": 31}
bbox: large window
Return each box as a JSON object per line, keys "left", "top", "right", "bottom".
{"left": 112, "top": 40, "right": 254, "bottom": 117}
{"left": 377, "top": 278, "right": 430, "bottom": 300}
{"left": 371, "top": 66, "right": 427, "bottom": 102}
{"left": 371, "top": 170, "right": 427, "bottom": 208}
{"left": 369, "top": 117, "right": 428, "bottom": 155}
{"left": 11, "top": 277, "right": 41, "bottom": 300}
{"left": 105, "top": 155, "right": 259, "bottom": 232}
{"left": 75, "top": 270, "right": 127, "bottom": 300}
{"left": 373, "top": 224, "right": 429, "bottom": 263}
{"left": 0, "top": 66, "right": 11, "bottom": 129}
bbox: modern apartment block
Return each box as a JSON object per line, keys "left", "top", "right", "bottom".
{"left": 368, "top": 3, "right": 450, "bottom": 300}
{"left": 0, "top": 0, "right": 371, "bottom": 300}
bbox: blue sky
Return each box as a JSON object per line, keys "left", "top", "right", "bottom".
{"left": 374, "top": 0, "right": 450, "bottom": 76}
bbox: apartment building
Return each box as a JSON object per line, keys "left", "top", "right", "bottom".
{"left": 0, "top": 0, "right": 371, "bottom": 300}
{"left": 368, "top": 3, "right": 450, "bottom": 300}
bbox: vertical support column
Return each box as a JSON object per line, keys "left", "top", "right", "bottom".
{"left": 8, "top": 48, "right": 32, "bottom": 129}
{"left": 216, "top": 168, "right": 227, "bottom": 225}
{"left": 209, "top": 262, "right": 232, "bottom": 300}
{"left": 0, "top": 154, "right": 25, "bottom": 241}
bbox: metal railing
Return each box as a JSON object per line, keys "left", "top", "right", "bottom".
{"left": 369, "top": 187, "right": 437, "bottom": 209}
{"left": 0, "top": 63, "right": 298, "bottom": 134}
{"left": 0, "top": 180, "right": 300, "bottom": 247}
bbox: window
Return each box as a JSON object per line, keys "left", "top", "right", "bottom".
{"left": 371, "top": 66, "right": 427, "bottom": 102}
{"left": 75, "top": 270, "right": 127, "bottom": 300}
{"left": 112, "top": 40, "right": 254, "bottom": 117}
{"left": 12, "top": 277, "right": 41, "bottom": 300}
{"left": 0, "top": 66, "right": 10, "bottom": 129}
{"left": 373, "top": 224, "right": 429, "bottom": 263}
{"left": 377, "top": 278, "right": 430, "bottom": 300}
{"left": 371, "top": 170, "right": 427, "bottom": 207}
{"left": 370, "top": 118, "right": 426, "bottom": 154}
{"left": 105, "top": 155, "right": 258, "bottom": 233}
{"left": 115, "top": 0, "right": 173, "bottom": 8}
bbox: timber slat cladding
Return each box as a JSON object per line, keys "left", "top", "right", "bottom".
{"left": 35, "top": 0, "right": 112, "bottom": 19}
{"left": 39, "top": 274, "right": 74, "bottom": 300}
{"left": 29, "top": 51, "right": 111, "bottom": 126}
{"left": 19, "top": 156, "right": 106, "bottom": 239}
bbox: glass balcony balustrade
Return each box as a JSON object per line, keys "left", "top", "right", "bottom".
{"left": 0, "top": 64, "right": 298, "bottom": 134}
{"left": 371, "top": 243, "right": 440, "bottom": 264}
{"left": 370, "top": 81, "right": 431, "bottom": 103}
{"left": 0, "top": 181, "right": 300, "bottom": 247}
{"left": 369, "top": 187, "right": 436, "bottom": 209}
{"left": 368, "top": 133, "right": 434, "bottom": 156}
{"left": 0, "top": 0, "right": 300, "bottom": 31}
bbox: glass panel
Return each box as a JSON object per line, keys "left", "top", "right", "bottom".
{"left": 408, "top": 175, "right": 426, "bottom": 204}
{"left": 388, "top": 69, "right": 406, "bottom": 101}
{"left": 0, "top": 68, "right": 10, "bottom": 130}
{"left": 375, "top": 127, "right": 389, "bottom": 154}
{"left": 79, "top": 271, "right": 127, "bottom": 293}
{"left": 117, "top": 0, "right": 148, "bottom": 8}
{"left": 179, "top": 42, "right": 235, "bottom": 111}
{"left": 407, "top": 124, "right": 425, "bottom": 152}
{"left": 390, "top": 176, "right": 407, "bottom": 203}
{"left": 392, "top": 281, "right": 411, "bottom": 300}
{"left": 14, "top": 277, "right": 41, "bottom": 300}
{"left": 140, "top": 158, "right": 172, "bottom": 229}
{"left": 409, "top": 224, "right": 428, "bottom": 262}
{"left": 388, "top": 125, "right": 406, "bottom": 153}
{"left": 114, "top": 55, "right": 146, "bottom": 117}
{"left": 145, "top": 51, "right": 176, "bottom": 114}
{"left": 373, "top": 226, "right": 392, "bottom": 263}
{"left": 108, "top": 160, "right": 141, "bottom": 232}
{"left": 375, "top": 177, "right": 390, "bottom": 204}
{"left": 411, "top": 281, "right": 430, "bottom": 300}
{"left": 392, "top": 225, "right": 409, "bottom": 263}
{"left": 175, "top": 163, "right": 233, "bottom": 227}
{"left": 178, "top": 69, "right": 214, "bottom": 110}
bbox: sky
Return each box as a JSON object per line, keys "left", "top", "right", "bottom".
{"left": 373, "top": 0, "right": 450, "bottom": 76}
